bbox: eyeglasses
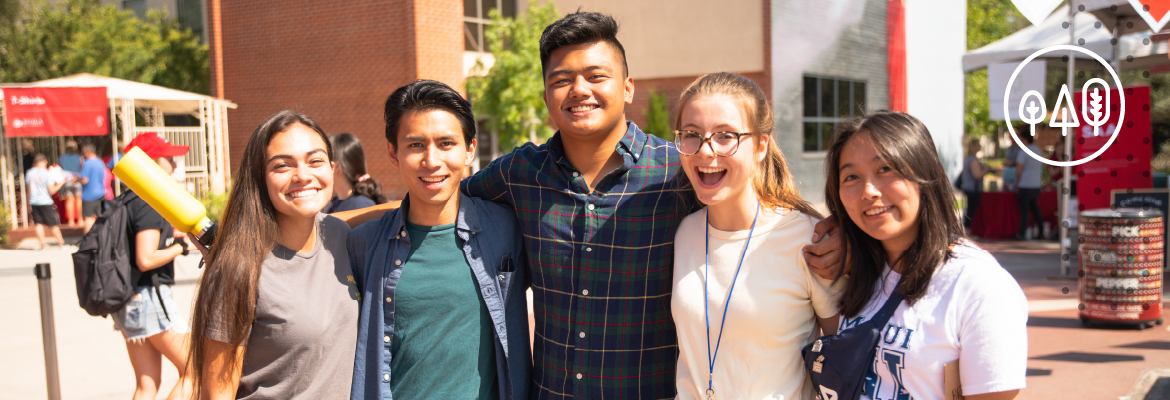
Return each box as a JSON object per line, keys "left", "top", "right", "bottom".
{"left": 673, "top": 130, "right": 754, "bottom": 157}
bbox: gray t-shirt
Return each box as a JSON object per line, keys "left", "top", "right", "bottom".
{"left": 207, "top": 213, "right": 359, "bottom": 399}
{"left": 1015, "top": 144, "right": 1043, "bottom": 189}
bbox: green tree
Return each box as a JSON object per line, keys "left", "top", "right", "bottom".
{"left": 643, "top": 90, "right": 671, "bottom": 140}
{"left": 465, "top": 3, "right": 560, "bottom": 153}
{"left": 0, "top": 0, "right": 208, "bottom": 94}
{"left": 965, "top": 0, "right": 1029, "bottom": 142}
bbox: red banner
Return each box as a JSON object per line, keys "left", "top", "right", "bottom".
{"left": 2, "top": 87, "right": 108, "bottom": 137}
{"left": 1074, "top": 86, "right": 1153, "bottom": 211}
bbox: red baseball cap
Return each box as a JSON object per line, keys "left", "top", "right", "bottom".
{"left": 124, "top": 132, "right": 189, "bottom": 159}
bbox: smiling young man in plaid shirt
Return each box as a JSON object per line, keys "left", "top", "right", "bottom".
{"left": 461, "top": 12, "right": 691, "bottom": 398}
{"left": 340, "top": 11, "right": 844, "bottom": 399}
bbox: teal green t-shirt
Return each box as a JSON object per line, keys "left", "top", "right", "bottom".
{"left": 390, "top": 221, "right": 499, "bottom": 400}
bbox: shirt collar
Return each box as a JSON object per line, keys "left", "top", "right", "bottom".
{"left": 385, "top": 193, "right": 482, "bottom": 243}
{"left": 549, "top": 121, "right": 648, "bottom": 172}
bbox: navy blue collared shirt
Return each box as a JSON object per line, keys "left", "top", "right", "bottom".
{"left": 348, "top": 194, "right": 531, "bottom": 400}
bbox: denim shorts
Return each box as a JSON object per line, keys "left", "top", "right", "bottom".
{"left": 112, "top": 285, "right": 189, "bottom": 342}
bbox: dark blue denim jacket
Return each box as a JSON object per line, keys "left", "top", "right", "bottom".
{"left": 348, "top": 194, "right": 530, "bottom": 400}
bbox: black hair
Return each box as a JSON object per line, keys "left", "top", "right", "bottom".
{"left": 824, "top": 111, "right": 966, "bottom": 318}
{"left": 538, "top": 11, "right": 628, "bottom": 78}
{"left": 328, "top": 133, "right": 387, "bottom": 204}
{"left": 384, "top": 80, "right": 476, "bottom": 148}
{"left": 81, "top": 142, "right": 96, "bottom": 154}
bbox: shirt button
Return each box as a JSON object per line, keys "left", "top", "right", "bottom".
{"left": 383, "top": 374, "right": 390, "bottom": 382}
{"left": 577, "top": 373, "right": 583, "bottom": 379}
{"left": 384, "top": 336, "right": 390, "bottom": 343}
{"left": 587, "top": 204, "right": 595, "bottom": 211}
{"left": 586, "top": 247, "right": 592, "bottom": 252}
{"left": 385, "top": 297, "right": 392, "bottom": 303}
{"left": 395, "top": 259, "right": 402, "bottom": 266}
{"left": 579, "top": 332, "right": 586, "bottom": 338}
{"left": 582, "top": 289, "right": 589, "bottom": 296}
{"left": 572, "top": 172, "right": 579, "bottom": 177}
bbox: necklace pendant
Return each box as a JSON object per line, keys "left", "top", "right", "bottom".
{"left": 706, "top": 388, "right": 715, "bottom": 400}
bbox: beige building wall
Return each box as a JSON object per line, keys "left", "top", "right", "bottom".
{"left": 526, "top": 0, "right": 765, "bottom": 80}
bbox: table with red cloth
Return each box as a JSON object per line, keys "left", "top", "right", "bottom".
{"left": 970, "top": 190, "right": 1058, "bottom": 239}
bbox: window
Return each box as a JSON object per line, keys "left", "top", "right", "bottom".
{"left": 802, "top": 75, "right": 866, "bottom": 153}
{"left": 465, "top": 0, "right": 517, "bottom": 52}
{"left": 177, "top": 0, "right": 205, "bottom": 42}
{"left": 122, "top": 0, "right": 147, "bottom": 18}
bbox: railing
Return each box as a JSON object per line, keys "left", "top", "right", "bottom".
{"left": 132, "top": 126, "right": 210, "bottom": 197}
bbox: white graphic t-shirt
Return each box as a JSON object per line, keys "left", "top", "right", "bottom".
{"left": 839, "top": 242, "right": 1028, "bottom": 400}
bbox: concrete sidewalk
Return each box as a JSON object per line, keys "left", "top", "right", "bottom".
{"left": 974, "top": 238, "right": 1170, "bottom": 400}
{"left": 0, "top": 246, "right": 202, "bottom": 400}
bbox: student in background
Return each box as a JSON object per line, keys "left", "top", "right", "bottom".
{"left": 112, "top": 134, "right": 197, "bottom": 400}
{"left": 959, "top": 139, "right": 988, "bottom": 229}
{"left": 324, "top": 133, "right": 386, "bottom": 213}
{"left": 1015, "top": 133, "right": 1043, "bottom": 240}
{"left": 25, "top": 154, "right": 67, "bottom": 249}
{"left": 826, "top": 111, "right": 1026, "bottom": 400}
{"left": 79, "top": 143, "right": 108, "bottom": 233}
{"left": 58, "top": 140, "right": 84, "bottom": 226}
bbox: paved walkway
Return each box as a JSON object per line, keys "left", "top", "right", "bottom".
{"left": 974, "top": 238, "right": 1170, "bottom": 400}
{"left": 0, "top": 238, "right": 1166, "bottom": 399}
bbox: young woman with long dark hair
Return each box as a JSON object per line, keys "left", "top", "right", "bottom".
{"left": 324, "top": 132, "right": 387, "bottom": 213}
{"left": 187, "top": 110, "right": 359, "bottom": 399}
{"left": 826, "top": 111, "right": 1027, "bottom": 400}
{"left": 670, "top": 72, "right": 842, "bottom": 400}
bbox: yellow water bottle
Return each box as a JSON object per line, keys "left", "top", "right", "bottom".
{"left": 112, "top": 147, "right": 218, "bottom": 247}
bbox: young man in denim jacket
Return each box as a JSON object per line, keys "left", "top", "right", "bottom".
{"left": 347, "top": 80, "right": 530, "bottom": 400}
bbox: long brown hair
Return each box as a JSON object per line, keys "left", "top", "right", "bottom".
{"left": 674, "top": 72, "right": 821, "bottom": 218}
{"left": 824, "top": 111, "right": 965, "bottom": 318}
{"left": 188, "top": 110, "right": 332, "bottom": 398}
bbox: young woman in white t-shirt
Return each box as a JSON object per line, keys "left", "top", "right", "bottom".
{"left": 825, "top": 111, "right": 1028, "bottom": 400}
{"left": 670, "top": 72, "right": 843, "bottom": 400}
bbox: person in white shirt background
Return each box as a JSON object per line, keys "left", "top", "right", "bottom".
{"left": 670, "top": 72, "right": 842, "bottom": 400}
{"left": 824, "top": 111, "right": 1028, "bottom": 400}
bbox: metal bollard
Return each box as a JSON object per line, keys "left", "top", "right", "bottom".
{"left": 34, "top": 263, "right": 62, "bottom": 400}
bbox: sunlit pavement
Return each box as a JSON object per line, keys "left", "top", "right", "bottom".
{"left": 974, "top": 238, "right": 1170, "bottom": 400}
{"left": 2, "top": 238, "right": 1168, "bottom": 399}
{"left": 0, "top": 243, "right": 200, "bottom": 400}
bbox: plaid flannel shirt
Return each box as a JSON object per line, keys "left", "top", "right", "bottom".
{"left": 462, "top": 122, "right": 697, "bottom": 399}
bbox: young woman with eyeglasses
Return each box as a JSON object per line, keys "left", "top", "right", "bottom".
{"left": 826, "top": 111, "right": 1026, "bottom": 399}
{"left": 670, "top": 72, "right": 843, "bottom": 400}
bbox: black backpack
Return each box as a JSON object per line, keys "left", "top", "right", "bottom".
{"left": 71, "top": 191, "right": 139, "bottom": 317}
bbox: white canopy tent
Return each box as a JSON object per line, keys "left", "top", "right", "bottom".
{"left": 0, "top": 73, "right": 236, "bottom": 228}
{"left": 963, "top": 4, "right": 1167, "bottom": 72}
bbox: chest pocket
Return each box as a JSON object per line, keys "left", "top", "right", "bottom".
{"left": 497, "top": 254, "right": 517, "bottom": 303}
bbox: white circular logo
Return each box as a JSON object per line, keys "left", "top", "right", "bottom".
{"left": 12, "top": 119, "right": 22, "bottom": 128}
{"left": 1004, "top": 45, "right": 1126, "bottom": 167}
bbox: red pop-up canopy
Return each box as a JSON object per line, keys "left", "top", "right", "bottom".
{"left": 2, "top": 87, "right": 108, "bottom": 137}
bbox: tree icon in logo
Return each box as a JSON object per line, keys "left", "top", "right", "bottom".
{"left": 1081, "top": 78, "right": 1111, "bottom": 137}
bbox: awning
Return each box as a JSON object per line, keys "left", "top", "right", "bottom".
{"left": 0, "top": 73, "right": 236, "bottom": 114}
{"left": 963, "top": 5, "right": 1166, "bottom": 72}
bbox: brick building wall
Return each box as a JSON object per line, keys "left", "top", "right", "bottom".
{"left": 209, "top": 0, "right": 463, "bottom": 200}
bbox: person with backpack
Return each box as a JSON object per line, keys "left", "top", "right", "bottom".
{"left": 112, "top": 133, "right": 197, "bottom": 400}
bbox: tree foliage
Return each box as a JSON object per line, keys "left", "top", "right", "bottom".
{"left": 643, "top": 90, "right": 671, "bottom": 140}
{"left": 465, "top": 3, "right": 559, "bottom": 153}
{"left": 965, "top": 0, "right": 1029, "bottom": 141}
{"left": 0, "top": 0, "right": 208, "bottom": 94}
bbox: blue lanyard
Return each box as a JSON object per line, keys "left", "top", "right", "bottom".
{"left": 704, "top": 203, "right": 760, "bottom": 400}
